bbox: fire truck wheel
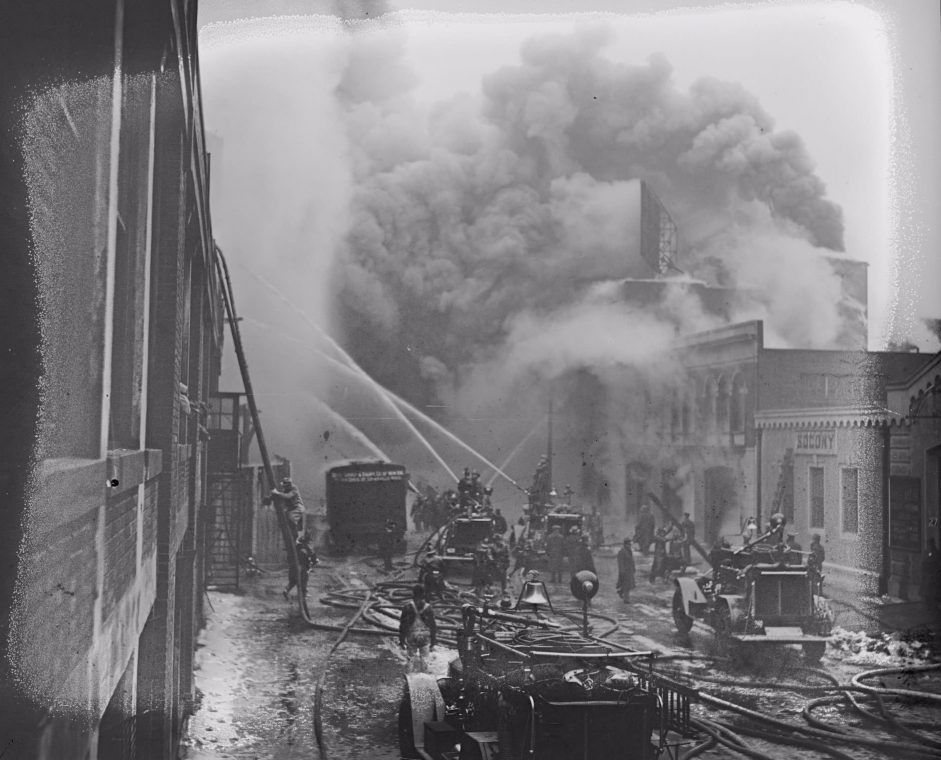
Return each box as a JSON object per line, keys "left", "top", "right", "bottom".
{"left": 803, "top": 641, "right": 826, "bottom": 665}
{"left": 397, "top": 684, "right": 420, "bottom": 759}
{"left": 672, "top": 589, "right": 693, "bottom": 634}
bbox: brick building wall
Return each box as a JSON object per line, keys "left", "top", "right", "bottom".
{"left": 2, "top": 1, "right": 223, "bottom": 758}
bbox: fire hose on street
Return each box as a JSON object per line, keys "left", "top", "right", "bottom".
{"left": 216, "top": 245, "right": 940, "bottom": 760}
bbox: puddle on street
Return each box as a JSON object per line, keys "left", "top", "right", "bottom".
{"left": 181, "top": 576, "right": 405, "bottom": 760}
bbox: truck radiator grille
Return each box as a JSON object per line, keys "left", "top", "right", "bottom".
{"left": 754, "top": 574, "right": 810, "bottom": 622}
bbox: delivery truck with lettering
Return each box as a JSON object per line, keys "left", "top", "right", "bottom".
{"left": 325, "top": 460, "right": 408, "bottom": 554}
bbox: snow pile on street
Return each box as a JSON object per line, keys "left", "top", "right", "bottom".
{"left": 829, "top": 626, "right": 938, "bottom": 666}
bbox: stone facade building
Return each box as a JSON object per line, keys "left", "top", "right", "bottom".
{"left": 553, "top": 319, "right": 939, "bottom": 600}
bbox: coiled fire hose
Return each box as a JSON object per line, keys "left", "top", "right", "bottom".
{"left": 214, "top": 257, "right": 941, "bottom": 758}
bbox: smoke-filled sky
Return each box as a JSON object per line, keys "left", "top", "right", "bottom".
{"left": 198, "top": 0, "right": 940, "bottom": 499}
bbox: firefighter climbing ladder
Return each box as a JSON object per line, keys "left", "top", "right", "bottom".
{"left": 214, "top": 245, "right": 312, "bottom": 621}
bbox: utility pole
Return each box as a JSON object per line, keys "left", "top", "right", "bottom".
{"left": 547, "top": 394, "right": 554, "bottom": 488}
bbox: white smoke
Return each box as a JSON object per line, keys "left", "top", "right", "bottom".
{"left": 200, "top": 17, "right": 858, "bottom": 498}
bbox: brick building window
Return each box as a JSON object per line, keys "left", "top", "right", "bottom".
{"left": 841, "top": 467, "right": 859, "bottom": 534}
{"left": 809, "top": 466, "right": 825, "bottom": 529}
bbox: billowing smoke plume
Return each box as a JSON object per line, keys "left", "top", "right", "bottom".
{"left": 333, "top": 26, "right": 849, "bottom": 416}
{"left": 201, "top": 19, "right": 856, "bottom": 510}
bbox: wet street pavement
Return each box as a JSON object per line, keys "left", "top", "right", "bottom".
{"left": 182, "top": 538, "right": 941, "bottom": 760}
{"left": 181, "top": 554, "right": 411, "bottom": 760}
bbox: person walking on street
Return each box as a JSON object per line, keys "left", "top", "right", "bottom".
{"left": 546, "top": 525, "right": 565, "bottom": 583}
{"left": 809, "top": 534, "right": 826, "bottom": 594}
{"left": 492, "top": 533, "right": 510, "bottom": 594}
{"left": 572, "top": 534, "right": 596, "bottom": 575}
{"left": 616, "top": 538, "right": 635, "bottom": 603}
{"left": 380, "top": 519, "right": 396, "bottom": 573}
{"left": 635, "top": 505, "right": 655, "bottom": 555}
{"left": 472, "top": 537, "right": 494, "bottom": 594}
{"left": 650, "top": 527, "right": 668, "bottom": 582}
{"left": 563, "top": 526, "right": 580, "bottom": 569}
{"left": 492, "top": 508, "right": 508, "bottom": 536}
{"left": 411, "top": 496, "right": 425, "bottom": 533}
{"left": 270, "top": 476, "right": 305, "bottom": 539}
{"left": 572, "top": 535, "right": 597, "bottom": 609}
{"left": 512, "top": 538, "right": 536, "bottom": 580}
{"left": 589, "top": 507, "right": 604, "bottom": 549}
{"left": 399, "top": 585, "right": 437, "bottom": 673}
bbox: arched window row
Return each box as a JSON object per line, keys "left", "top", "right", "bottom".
{"left": 665, "top": 371, "right": 750, "bottom": 444}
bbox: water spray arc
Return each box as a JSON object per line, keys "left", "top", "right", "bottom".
{"left": 241, "top": 265, "right": 526, "bottom": 490}
{"left": 312, "top": 396, "right": 391, "bottom": 462}
{"left": 246, "top": 313, "right": 457, "bottom": 482}
{"left": 485, "top": 415, "right": 546, "bottom": 489}
{"left": 238, "top": 317, "right": 424, "bottom": 494}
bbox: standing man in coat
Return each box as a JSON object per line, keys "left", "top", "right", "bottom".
{"left": 492, "top": 508, "right": 508, "bottom": 536}
{"left": 399, "top": 585, "right": 437, "bottom": 673}
{"left": 635, "top": 505, "right": 656, "bottom": 555}
{"left": 572, "top": 534, "right": 597, "bottom": 575}
{"left": 380, "top": 519, "right": 397, "bottom": 573}
{"left": 491, "top": 533, "right": 511, "bottom": 594}
{"left": 563, "top": 526, "right": 581, "bottom": 569}
{"left": 546, "top": 525, "right": 565, "bottom": 583}
{"left": 616, "top": 538, "right": 636, "bottom": 603}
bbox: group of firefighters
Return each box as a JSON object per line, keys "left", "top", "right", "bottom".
{"left": 410, "top": 469, "right": 498, "bottom": 533}
{"left": 267, "top": 470, "right": 838, "bottom": 675}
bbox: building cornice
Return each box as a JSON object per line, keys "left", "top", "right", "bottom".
{"left": 754, "top": 406, "right": 907, "bottom": 430}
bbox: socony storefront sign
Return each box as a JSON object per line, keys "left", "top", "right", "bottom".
{"left": 795, "top": 429, "right": 836, "bottom": 453}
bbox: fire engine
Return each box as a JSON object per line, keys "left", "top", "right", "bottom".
{"left": 399, "top": 583, "right": 694, "bottom": 760}
{"left": 671, "top": 515, "right": 832, "bottom": 664}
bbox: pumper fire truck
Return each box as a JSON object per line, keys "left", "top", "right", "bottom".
{"left": 671, "top": 514, "right": 833, "bottom": 664}
{"left": 399, "top": 597, "right": 694, "bottom": 760}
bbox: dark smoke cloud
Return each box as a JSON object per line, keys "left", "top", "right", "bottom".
{"left": 332, "top": 26, "right": 848, "bottom": 411}
{"left": 199, "top": 18, "right": 858, "bottom": 502}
